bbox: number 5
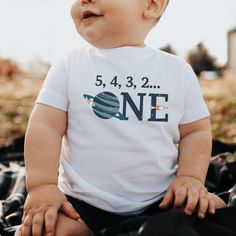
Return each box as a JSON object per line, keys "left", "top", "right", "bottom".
{"left": 95, "top": 75, "right": 103, "bottom": 87}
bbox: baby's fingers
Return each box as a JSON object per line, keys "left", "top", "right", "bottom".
{"left": 173, "top": 187, "right": 187, "bottom": 208}
{"left": 185, "top": 189, "right": 199, "bottom": 215}
{"left": 44, "top": 208, "right": 58, "bottom": 236}
{"left": 21, "top": 214, "right": 33, "bottom": 236}
{"left": 32, "top": 212, "right": 44, "bottom": 235}
{"left": 197, "top": 192, "right": 208, "bottom": 218}
{"left": 61, "top": 201, "right": 80, "bottom": 220}
{"left": 159, "top": 188, "right": 174, "bottom": 209}
{"left": 208, "top": 196, "right": 216, "bottom": 214}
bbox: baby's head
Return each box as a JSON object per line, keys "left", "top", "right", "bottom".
{"left": 71, "top": 0, "right": 169, "bottom": 49}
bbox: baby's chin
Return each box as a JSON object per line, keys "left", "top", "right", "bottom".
{"left": 81, "top": 37, "right": 124, "bottom": 49}
{"left": 78, "top": 33, "right": 110, "bottom": 49}
{"left": 76, "top": 24, "right": 144, "bottom": 49}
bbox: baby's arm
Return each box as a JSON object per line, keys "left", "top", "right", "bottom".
{"left": 21, "top": 104, "right": 79, "bottom": 236}
{"left": 160, "top": 117, "right": 213, "bottom": 218}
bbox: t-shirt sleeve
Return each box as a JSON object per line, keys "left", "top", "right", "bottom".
{"left": 179, "top": 64, "right": 210, "bottom": 124}
{"left": 35, "top": 58, "right": 69, "bottom": 112}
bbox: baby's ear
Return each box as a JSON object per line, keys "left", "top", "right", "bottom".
{"left": 143, "top": 0, "right": 168, "bottom": 20}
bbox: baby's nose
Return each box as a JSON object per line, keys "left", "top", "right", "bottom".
{"left": 80, "top": 0, "right": 95, "bottom": 5}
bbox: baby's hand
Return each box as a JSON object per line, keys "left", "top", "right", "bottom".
{"left": 159, "top": 176, "right": 215, "bottom": 218}
{"left": 20, "top": 184, "right": 80, "bottom": 236}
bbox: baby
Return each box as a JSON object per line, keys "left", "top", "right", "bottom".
{"left": 17, "top": 0, "right": 226, "bottom": 235}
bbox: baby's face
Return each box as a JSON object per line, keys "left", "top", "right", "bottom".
{"left": 71, "top": 0, "right": 147, "bottom": 48}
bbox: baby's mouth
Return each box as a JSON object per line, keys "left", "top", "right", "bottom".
{"left": 81, "top": 10, "right": 102, "bottom": 20}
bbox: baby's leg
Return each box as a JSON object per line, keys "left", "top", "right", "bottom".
{"left": 209, "top": 193, "right": 227, "bottom": 209}
{"left": 14, "top": 212, "right": 94, "bottom": 236}
{"left": 52, "top": 212, "right": 94, "bottom": 236}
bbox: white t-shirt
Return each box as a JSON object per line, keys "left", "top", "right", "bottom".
{"left": 36, "top": 45, "right": 210, "bottom": 215}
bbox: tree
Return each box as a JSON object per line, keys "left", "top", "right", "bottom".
{"left": 187, "top": 42, "right": 219, "bottom": 76}
{"left": 160, "top": 44, "right": 176, "bottom": 55}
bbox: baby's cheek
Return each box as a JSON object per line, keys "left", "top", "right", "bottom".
{"left": 70, "top": 1, "right": 81, "bottom": 21}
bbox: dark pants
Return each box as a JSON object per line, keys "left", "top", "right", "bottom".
{"left": 66, "top": 195, "right": 236, "bottom": 236}
{"left": 66, "top": 195, "right": 166, "bottom": 235}
{"left": 140, "top": 207, "right": 236, "bottom": 236}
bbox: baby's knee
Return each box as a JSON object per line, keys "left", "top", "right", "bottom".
{"left": 14, "top": 213, "right": 93, "bottom": 236}
{"left": 54, "top": 213, "right": 93, "bottom": 236}
{"left": 14, "top": 227, "right": 21, "bottom": 236}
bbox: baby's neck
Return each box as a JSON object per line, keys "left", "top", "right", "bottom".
{"left": 116, "top": 43, "right": 145, "bottom": 48}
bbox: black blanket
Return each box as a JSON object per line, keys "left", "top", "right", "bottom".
{"left": 0, "top": 136, "right": 236, "bottom": 236}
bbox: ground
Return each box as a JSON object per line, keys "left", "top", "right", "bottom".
{"left": 0, "top": 71, "right": 236, "bottom": 145}
{"left": 200, "top": 71, "right": 236, "bottom": 143}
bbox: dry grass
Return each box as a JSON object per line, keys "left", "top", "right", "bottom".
{"left": 0, "top": 74, "right": 43, "bottom": 145}
{"left": 200, "top": 75, "right": 236, "bottom": 143}
{"left": 0, "top": 72, "right": 236, "bottom": 145}
{"left": 0, "top": 58, "right": 18, "bottom": 77}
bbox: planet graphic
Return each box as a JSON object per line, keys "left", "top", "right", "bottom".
{"left": 93, "top": 92, "right": 120, "bottom": 119}
{"left": 83, "top": 92, "right": 126, "bottom": 120}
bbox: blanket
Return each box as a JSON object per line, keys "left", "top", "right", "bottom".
{"left": 0, "top": 136, "right": 236, "bottom": 236}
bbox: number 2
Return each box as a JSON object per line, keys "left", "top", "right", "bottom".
{"left": 141, "top": 77, "right": 149, "bottom": 88}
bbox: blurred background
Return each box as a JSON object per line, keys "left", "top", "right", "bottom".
{"left": 0, "top": 0, "right": 236, "bottom": 145}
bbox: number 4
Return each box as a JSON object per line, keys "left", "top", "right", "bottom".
{"left": 110, "top": 76, "right": 118, "bottom": 87}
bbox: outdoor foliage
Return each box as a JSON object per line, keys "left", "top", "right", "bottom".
{"left": 0, "top": 58, "right": 19, "bottom": 78}
{"left": 200, "top": 77, "right": 236, "bottom": 143}
{"left": 160, "top": 44, "right": 176, "bottom": 55}
{"left": 187, "top": 43, "right": 220, "bottom": 76}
